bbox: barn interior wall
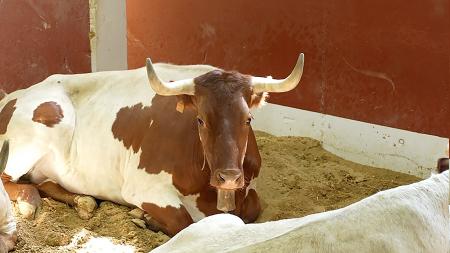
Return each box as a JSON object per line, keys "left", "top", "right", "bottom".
{"left": 0, "top": 0, "right": 91, "bottom": 93}
{"left": 126, "top": 0, "right": 450, "bottom": 139}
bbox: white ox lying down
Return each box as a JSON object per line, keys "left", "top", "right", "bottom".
{"left": 0, "top": 141, "right": 16, "bottom": 253}
{"left": 152, "top": 171, "right": 449, "bottom": 253}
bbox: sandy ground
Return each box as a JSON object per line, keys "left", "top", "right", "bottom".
{"left": 11, "top": 132, "right": 420, "bottom": 252}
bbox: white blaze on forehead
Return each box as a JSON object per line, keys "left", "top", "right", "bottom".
{"left": 181, "top": 194, "right": 206, "bottom": 222}
{"left": 0, "top": 183, "right": 16, "bottom": 235}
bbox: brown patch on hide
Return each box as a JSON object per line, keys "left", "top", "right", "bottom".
{"left": 142, "top": 202, "right": 193, "bottom": 236}
{"left": 32, "top": 101, "right": 64, "bottom": 127}
{"left": 0, "top": 99, "right": 17, "bottom": 134}
{"left": 112, "top": 103, "right": 152, "bottom": 153}
{"left": 111, "top": 97, "right": 208, "bottom": 196}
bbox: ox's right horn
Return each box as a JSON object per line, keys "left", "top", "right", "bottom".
{"left": 251, "top": 53, "right": 304, "bottom": 93}
{"left": 146, "top": 58, "right": 195, "bottom": 96}
{"left": 0, "top": 140, "right": 9, "bottom": 174}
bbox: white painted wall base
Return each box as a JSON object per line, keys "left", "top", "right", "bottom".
{"left": 89, "top": 0, "right": 127, "bottom": 72}
{"left": 252, "top": 103, "right": 449, "bottom": 178}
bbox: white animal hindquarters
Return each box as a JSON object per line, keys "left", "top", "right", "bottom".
{"left": 151, "top": 171, "right": 449, "bottom": 253}
{"left": 0, "top": 141, "right": 17, "bottom": 252}
{"left": 0, "top": 182, "right": 15, "bottom": 236}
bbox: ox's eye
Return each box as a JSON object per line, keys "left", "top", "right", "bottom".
{"left": 245, "top": 114, "right": 254, "bottom": 125}
{"left": 197, "top": 117, "right": 205, "bottom": 126}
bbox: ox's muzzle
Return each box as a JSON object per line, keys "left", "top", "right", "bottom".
{"left": 211, "top": 169, "right": 244, "bottom": 212}
{"left": 212, "top": 169, "right": 244, "bottom": 190}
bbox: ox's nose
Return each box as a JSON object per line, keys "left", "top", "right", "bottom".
{"left": 214, "top": 169, "right": 244, "bottom": 189}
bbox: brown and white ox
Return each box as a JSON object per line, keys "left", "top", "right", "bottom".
{"left": 0, "top": 141, "right": 17, "bottom": 253}
{"left": 0, "top": 54, "right": 304, "bottom": 236}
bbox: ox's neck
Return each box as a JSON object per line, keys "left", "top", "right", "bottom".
{"left": 112, "top": 95, "right": 210, "bottom": 195}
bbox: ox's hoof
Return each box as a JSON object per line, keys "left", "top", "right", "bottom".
{"left": 74, "top": 195, "right": 97, "bottom": 220}
{"left": 17, "top": 201, "right": 39, "bottom": 219}
{"left": 144, "top": 214, "right": 162, "bottom": 232}
{"left": 128, "top": 208, "right": 144, "bottom": 219}
{"left": 131, "top": 218, "right": 147, "bottom": 229}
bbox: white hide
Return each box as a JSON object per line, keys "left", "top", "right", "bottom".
{"left": 151, "top": 171, "right": 449, "bottom": 253}
{"left": 180, "top": 194, "right": 206, "bottom": 222}
{"left": 0, "top": 182, "right": 15, "bottom": 236}
{"left": 0, "top": 64, "right": 217, "bottom": 211}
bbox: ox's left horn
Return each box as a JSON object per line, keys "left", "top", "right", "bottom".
{"left": 251, "top": 53, "right": 304, "bottom": 93}
{"left": 146, "top": 58, "right": 195, "bottom": 96}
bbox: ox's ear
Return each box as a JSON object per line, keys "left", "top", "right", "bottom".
{"left": 250, "top": 92, "right": 269, "bottom": 109}
{"left": 176, "top": 95, "right": 194, "bottom": 113}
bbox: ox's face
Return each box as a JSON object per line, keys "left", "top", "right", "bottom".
{"left": 191, "top": 71, "right": 263, "bottom": 191}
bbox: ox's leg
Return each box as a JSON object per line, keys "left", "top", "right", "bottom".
{"left": 239, "top": 130, "right": 262, "bottom": 223}
{"left": 141, "top": 202, "right": 194, "bottom": 236}
{"left": 1, "top": 175, "right": 41, "bottom": 219}
{"left": 122, "top": 169, "right": 194, "bottom": 236}
{"left": 36, "top": 181, "right": 97, "bottom": 220}
{"left": 239, "top": 189, "right": 261, "bottom": 223}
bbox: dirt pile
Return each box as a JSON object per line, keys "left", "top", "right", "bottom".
{"left": 254, "top": 131, "right": 419, "bottom": 222}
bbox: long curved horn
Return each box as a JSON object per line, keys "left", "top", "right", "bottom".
{"left": 146, "top": 58, "right": 195, "bottom": 96}
{"left": 0, "top": 140, "right": 9, "bottom": 174}
{"left": 251, "top": 53, "right": 304, "bottom": 93}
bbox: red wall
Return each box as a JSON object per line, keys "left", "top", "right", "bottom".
{"left": 127, "top": 0, "right": 449, "bottom": 138}
{"left": 0, "top": 0, "right": 91, "bottom": 93}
